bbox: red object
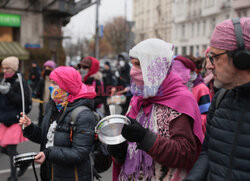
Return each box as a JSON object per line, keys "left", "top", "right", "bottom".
{"left": 49, "top": 66, "right": 97, "bottom": 103}
{"left": 82, "top": 56, "right": 100, "bottom": 82}
{"left": 0, "top": 123, "right": 28, "bottom": 147}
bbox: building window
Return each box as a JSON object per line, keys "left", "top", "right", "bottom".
{"left": 182, "top": 24, "right": 185, "bottom": 37}
{"left": 203, "top": 20, "right": 206, "bottom": 35}
{"left": 190, "top": 46, "right": 194, "bottom": 55}
{"left": 203, "top": 45, "right": 207, "bottom": 55}
{"left": 210, "top": 18, "right": 216, "bottom": 34}
{"left": 175, "top": 47, "right": 178, "bottom": 55}
{"left": 196, "top": 45, "right": 200, "bottom": 56}
{"left": 191, "top": 23, "right": 194, "bottom": 37}
{"left": 182, "top": 46, "right": 187, "bottom": 55}
{"left": 243, "top": 10, "right": 247, "bottom": 17}
{"left": 197, "top": 21, "right": 200, "bottom": 36}
{"left": 205, "top": 0, "right": 214, "bottom": 8}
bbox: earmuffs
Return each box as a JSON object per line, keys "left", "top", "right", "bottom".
{"left": 231, "top": 18, "right": 250, "bottom": 70}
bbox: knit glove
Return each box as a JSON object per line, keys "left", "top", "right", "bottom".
{"left": 121, "top": 117, "right": 147, "bottom": 143}
{"left": 0, "top": 82, "right": 10, "bottom": 94}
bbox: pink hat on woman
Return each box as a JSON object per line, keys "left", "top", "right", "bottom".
{"left": 49, "top": 66, "right": 96, "bottom": 103}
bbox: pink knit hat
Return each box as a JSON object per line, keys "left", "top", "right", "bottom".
{"left": 210, "top": 17, "right": 250, "bottom": 51}
{"left": 43, "top": 60, "right": 56, "bottom": 69}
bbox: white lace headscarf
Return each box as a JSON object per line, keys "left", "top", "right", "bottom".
{"left": 129, "top": 38, "right": 174, "bottom": 98}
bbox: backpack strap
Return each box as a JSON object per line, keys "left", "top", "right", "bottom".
{"left": 70, "top": 106, "right": 89, "bottom": 141}
{"left": 215, "top": 88, "right": 228, "bottom": 109}
{"left": 70, "top": 106, "right": 89, "bottom": 124}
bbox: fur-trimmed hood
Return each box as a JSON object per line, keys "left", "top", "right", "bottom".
{"left": 89, "top": 71, "right": 102, "bottom": 81}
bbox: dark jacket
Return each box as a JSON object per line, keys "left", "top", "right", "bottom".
{"left": 0, "top": 73, "right": 31, "bottom": 126}
{"left": 85, "top": 72, "right": 105, "bottom": 109}
{"left": 117, "top": 62, "right": 131, "bottom": 88}
{"left": 29, "top": 66, "right": 41, "bottom": 93}
{"left": 185, "top": 82, "right": 250, "bottom": 181}
{"left": 23, "top": 98, "right": 96, "bottom": 181}
{"left": 102, "top": 69, "right": 115, "bottom": 90}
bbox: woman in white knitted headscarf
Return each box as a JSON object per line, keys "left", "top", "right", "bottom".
{"left": 108, "top": 39, "right": 204, "bottom": 181}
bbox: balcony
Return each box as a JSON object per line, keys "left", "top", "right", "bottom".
{"left": 44, "top": 0, "right": 92, "bottom": 16}
{"left": 44, "top": 0, "right": 75, "bottom": 16}
{"left": 233, "top": 0, "right": 250, "bottom": 9}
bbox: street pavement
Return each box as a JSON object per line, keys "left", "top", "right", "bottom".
{"left": 0, "top": 101, "right": 115, "bottom": 181}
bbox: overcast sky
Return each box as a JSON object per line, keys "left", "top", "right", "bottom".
{"left": 62, "top": 0, "right": 133, "bottom": 44}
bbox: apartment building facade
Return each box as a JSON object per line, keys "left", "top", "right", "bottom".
{"left": 173, "top": 0, "right": 250, "bottom": 56}
{"left": 132, "top": 0, "right": 173, "bottom": 44}
{"left": 132, "top": 0, "right": 250, "bottom": 57}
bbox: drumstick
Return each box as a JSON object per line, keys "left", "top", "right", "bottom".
{"left": 17, "top": 73, "right": 25, "bottom": 130}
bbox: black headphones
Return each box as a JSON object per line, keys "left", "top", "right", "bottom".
{"left": 231, "top": 18, "right": 250, "bottom": 70}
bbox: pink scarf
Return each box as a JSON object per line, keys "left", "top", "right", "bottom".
{"left": 127, "top": 71, "right": 204, "bottom": 143}
{"left": 130, "top": 66, "right": 144, "bottom": 86}
{"left": 49, "top": 66, "right": 96, "bottom": 103}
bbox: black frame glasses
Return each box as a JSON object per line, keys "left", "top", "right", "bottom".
{"left": 207, "top": 51, "right": 227, "bottom": 65}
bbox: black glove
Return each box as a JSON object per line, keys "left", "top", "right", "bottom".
{"left": 121, "top": 117, "right": 147, "bottom": 143}
{"left": 107, "top": 142, "right": 128, "bottom": 164}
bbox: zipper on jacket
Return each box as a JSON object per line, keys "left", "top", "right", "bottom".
{"left": 51, "top": 163, "right": 54, "bottom": 181}
{"left": 74, "top": 166, "right": 78, "bottom": 181}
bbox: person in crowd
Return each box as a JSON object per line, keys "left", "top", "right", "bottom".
{"left": 28, "top": 61, "right": 41, "bottom": 96}
{"left": 185, "top": 17, "right": 250, "bottom": 181}
{"left": 19, "top": 66, "right": 97, "bottom": 181}
{"left": 113, "top": 52, "right": 132, "bottom": 115}
{"left": 79, "top": 56, "right": 105, "bottom": 111}
{"left": 34, "top": 60, "right": 56, "bottom": 127}
{"left": 102, "top": 61, "right": 116, "bottom": 116}
{"left": 0, "top": 56, "right": 31, "bottom": 181}
{"left": 172, "top": 55, "right": 211, "bottom": 134}
{"left": 108, "top": 39, "right": 204, "bottom": 181}
{"left": 203, "top": 46, "right": 220, "bottom": 98}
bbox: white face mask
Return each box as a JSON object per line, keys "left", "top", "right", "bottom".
{"left": 119, "top": 60, "right": 125, "bottom": 67}
{"left": 80, "top": 68, "right": 88, "bottom": 79}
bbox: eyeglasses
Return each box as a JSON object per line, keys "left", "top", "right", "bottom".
{"left": 207, "top": 51, "right": 227, "bottom": 65}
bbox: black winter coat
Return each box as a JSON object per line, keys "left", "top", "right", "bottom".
{"left": 185, "top": 82, "right": 250, "bottom": 181}
{"left": 23, "top": 98, "right": 96, "bottom": 181}
{"left": 0, "top": 73, "right": 31, "bottom": 127}
{"left": 85, "top": 76, "right": 105, "bottom": 109}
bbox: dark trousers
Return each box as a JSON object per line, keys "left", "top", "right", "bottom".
{"left": 0, "top": 145, "right": 18, "bottom": 179}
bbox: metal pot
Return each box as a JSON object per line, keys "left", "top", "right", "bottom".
{"left": 95, "top": 115, "right": 130, "bottom": 145}
{"left": 13, "top": 152, "right": 37, "bottom": 167}
{"left": 13, "top": 152, "right": 39, "bottom": 181}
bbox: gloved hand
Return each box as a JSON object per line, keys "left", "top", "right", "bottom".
{"left": 0, "top": 82, "right": 10, "bottom": 94}
{"left": 107, "top": 142, "right": 128, "bottom": 163}
{"left": 121, "top": 117, "right": 147, "bottom": 143}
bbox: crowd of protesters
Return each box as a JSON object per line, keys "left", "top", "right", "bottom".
{"left": 0, "top": 17, "right": 249, "bottom": 181}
